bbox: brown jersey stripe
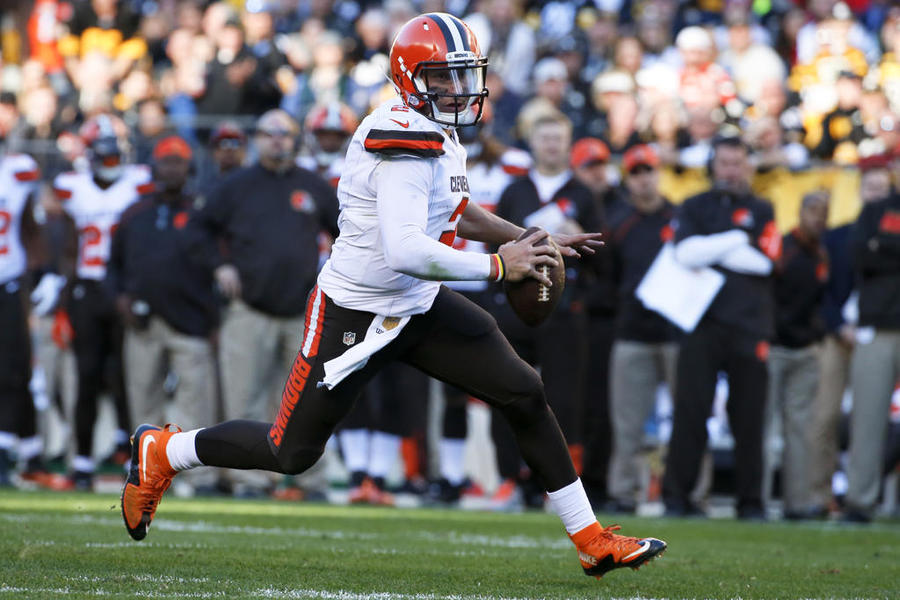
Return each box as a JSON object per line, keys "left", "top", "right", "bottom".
{"left": 364, "top": 129, "right": 444, "bottom": 157}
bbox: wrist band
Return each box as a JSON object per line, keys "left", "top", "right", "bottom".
{"left": 491, "top": 253, "right": 505, "bottom": 282}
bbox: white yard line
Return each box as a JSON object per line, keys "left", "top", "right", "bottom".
{"left": 0, "top": 585, "right": 679, "bottom": 600}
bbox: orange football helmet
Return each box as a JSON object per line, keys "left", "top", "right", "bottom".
{"left": 304, "top": 102, "right": 359, "bottom": 136}
{"left": 389, "top": 12, "right": 488, "bottom": 127}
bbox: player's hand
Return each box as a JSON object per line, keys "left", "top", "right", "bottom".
{"left": 498, "top": 228, "right": 559, "bottom": 287}
{"left": 838, "top": 323, "right": 856, "bottom": 349}
{"left": 30, "top": 273, "right": 66, "bottom": 317}
{"left": 551, "top": 231, "right": 604, "bottom": 258}
{"left": 215, "top": 264, "right": 242, "bottom": 299}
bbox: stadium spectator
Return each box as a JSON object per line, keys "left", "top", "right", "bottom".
{"left": 795, "top": 0, "right": 880, "bottom": 67}
{"left": 663, "top": 136, "right": 780, "bottom": 520}
{"left": 604, "top": 145, "right": 679, "bottom": 514}
{"left": 717, "top": 12, "right": 786, "bottom": 106}
{"left": 54, "top": 115, "right": 153, "bottom": 490}
{"left": 57, "top": 0, "right": 147, "bottom": 85}
{"left": 521, "top": 57, "right": 588, "bottom": 136}
{"left": 676, "top": 26, "right": 738, "bottom": 113}
{"left": 240, "top": 2, "right": 287, "bottom": 115}
{"left": 763, "top": 191, "right": 830, "bottom": 520}
{"left": 465, "top": 0, "right": 536, "bottom": 97}
{"left": 844, "top": 157, "right": 900, "bottom": 523}
{"left": 183, "top": 109, "right": 339, "bottom": 497}
{"left": 107, "top": 135, "right": 219, "bottom": 495}
{"left": 812, "top": 71, "right": 866, "bottom": 163}
{"left": 195, "top": 14, "right": 258, "bottom": 118}
{"left": 120, "top": 15, "right": 666, "bottom": 581}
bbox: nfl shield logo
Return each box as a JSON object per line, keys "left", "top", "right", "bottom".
{"left": 342, "top": 331, "right": 356, "bottom": 346}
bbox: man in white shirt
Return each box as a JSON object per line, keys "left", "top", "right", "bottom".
{"left": 121, "top": 12, "right": 666, "bottom": 580}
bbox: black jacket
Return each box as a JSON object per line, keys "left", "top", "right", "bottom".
{"left": 608, "top": 199, "right": 679, "bottom": 343}
{"left": 852, "top": 192, "right": 900, "bottom": 330}
{"left": 821, "top": 224, "right": 854, "bottom": 333}
{"left": 773, "top": 230, "right": 828, "bottom": 348}
{"left": 495, "top": 173, "right": 601, "bottom": 310}
{"left": 185, "top": 163, "right": 340, "bottom": 317}
{"left": 108, "top": 193, "right": 218, "bottom": 336}
{"left": 674, "top": 188, "right": 777, "bottom": 337}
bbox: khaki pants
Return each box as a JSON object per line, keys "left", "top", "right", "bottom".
{"left": 808, "top": 335, "right": 852, "bottom": 508}
{"left": 763, "top": 344, "right": 820, "bottom": 514}
{"left": 607, "top": 340, "right": 678, "bottom": 506}
{"left": 219, "top": 300, "right": 326, "bottom": 492}
{"left": 124, "top": 316, "right": 216, "bottom": 486}
{"left": 846, "top": 330, "right": 900, "bottom": 514}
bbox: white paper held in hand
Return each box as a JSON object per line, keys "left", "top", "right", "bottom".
{"left": 635, "top": 243, "right": 725, "bottom": 333}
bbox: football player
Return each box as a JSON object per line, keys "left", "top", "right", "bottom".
{"left": 54, "top": 115, "right": 153, "bottom": 489}
{"left": 121, "top": 13, "right": 666, "bottom": 579}
{"left": 0, "top": 147, "right": 70, "bottom": 489}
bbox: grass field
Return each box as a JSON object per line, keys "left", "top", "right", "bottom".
{"left": 1, "top": 489, "right": 898, "bottom": 600}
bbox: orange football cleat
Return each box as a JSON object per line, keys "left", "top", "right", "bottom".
{"left": 121, "top": 424, "right": 181, "bottom": 541}
{"left": 569, "top": 522, "right": 666, "bottom": 579}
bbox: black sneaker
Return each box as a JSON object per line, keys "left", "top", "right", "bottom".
{"left": 426, "top": 478, "right": 463, "bottom": 504}
{"left": 71, "top": 470, "right": 94, "bottom": 491}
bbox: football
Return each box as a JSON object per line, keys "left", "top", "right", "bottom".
{"left": 503, "top": 227, "right": 566, "bottom": 326}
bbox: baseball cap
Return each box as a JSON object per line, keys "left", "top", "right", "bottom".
{"left": 153, "top": 136, "right": 192, "bottom": 161}
{"left": 570, "top": 138, "right": 611, "bottom": 169}
{"left": 622, "top": 144, "right": 659, "bottom": 172}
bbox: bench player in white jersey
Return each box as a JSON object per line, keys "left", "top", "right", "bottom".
{"left": 121, "top": 13, "right": 666, "bottom": 579}
{"left": 429, "top": 100, "right": 533, "bottom": 504}
{"left": 54, "top": 116, "right": 153, "bottom": 489}
{"left": 0, "top": 151, "right": 71, "bottom": 489}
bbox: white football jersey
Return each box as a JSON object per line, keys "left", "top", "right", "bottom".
{"left": 0, "top": 154, "right": 40, "bottom": 284}
{"left": 55, "top": 165, "right": 152, "bottom": 280}
{"left": 318, "top": 98, "right": 489, "bottom": 316}
{"left": 447, "top": 147, "right": 532, "bottom": 292}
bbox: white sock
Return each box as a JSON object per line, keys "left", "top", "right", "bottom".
{"left": 166, "top": 429, "right": 203, "bottom": 471}
{"left": 73, "top": 455, "right": 95, "bottom": 473}
{"left": 18, "top": 435, "right": 42, "bottom": 462}
{"left": 368, "top": 431, "right": 400, "bottom": 479}
{"left": 547, "top": 478, "right": 597, "bottom": 535}
{"left": 114, "top": 429, "right": 129, "bottom": 444}
{"left": 439, "top": 438, "right": 466, "bottom": 486}
{"left": 339, "top": 429, "right": 370, "bottom": 474}
{"left": 0, "top": 431, "right": 16, "bottom": 450}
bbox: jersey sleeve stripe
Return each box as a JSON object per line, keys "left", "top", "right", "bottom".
{"left": 53, "top": 187, "right": 72, "bottom": 200}
{"left": 364, "top": 130, "right": 444, "bottom": 157}
{"left": 14, "top": 169, "right": 40, "bottom": 182}
{"left": 136, "top": 182, "right": 155, "bottom": 195}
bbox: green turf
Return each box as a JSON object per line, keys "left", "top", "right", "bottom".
{"left": 1, "top": 489, "right": 898, "bottom": 599}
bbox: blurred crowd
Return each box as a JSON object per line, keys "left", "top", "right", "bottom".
{"left": 1, "top": 0, "right": 900, "bottom": 522}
